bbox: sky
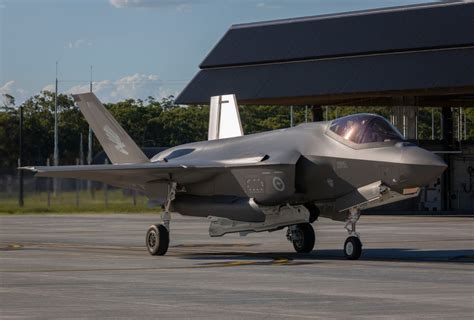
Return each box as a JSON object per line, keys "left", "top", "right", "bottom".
{"left": 0, "top": 0, "right": 436, "bottom": 104}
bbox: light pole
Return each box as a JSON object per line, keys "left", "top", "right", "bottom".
{"left": 19, "top": 100, "right": 24, "bottom": 207}
{"left": 54, "top": 61, "right": 59, "bottom": 167}
{"left": 87, "top": 66, "right": 94, "bottom": 197}
{"left": 3, "top": 94, "right": 23, "bottom": 207}
{"left": 87, "top": 65, "right": 93, "bottom": 166}
{"left": 53, "top": 62, "right": 59, "bottom": 194}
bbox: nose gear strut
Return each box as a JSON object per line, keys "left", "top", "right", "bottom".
{"left": 343, "top": 208, "right": 362, "bottom": 260}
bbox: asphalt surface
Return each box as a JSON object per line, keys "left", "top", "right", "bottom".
{"left": 0, "top": 214, "right": 473, "bottom": 319}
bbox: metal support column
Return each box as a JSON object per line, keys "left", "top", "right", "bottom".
{"left": 311, "top": 105, "right": 323, "bottom": 122}
{"left": 290, "top": 105, "right": 294, "bottom": 127}
{"left": 441, "top": 107, "right": 454, "bottom": 211}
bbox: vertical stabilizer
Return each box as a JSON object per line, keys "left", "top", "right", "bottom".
{"left": 72, "top": 93, "right": 149, "bottom": 164}
{"left": 208, "top": 94, "right": 244, "bottom": 140}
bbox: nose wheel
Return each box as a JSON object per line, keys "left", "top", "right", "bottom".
{"left": 287, "top": 223, "right": 315, "bottom": 253}
{"left": 344, "top": 236, "right": 362, "bottom": 260}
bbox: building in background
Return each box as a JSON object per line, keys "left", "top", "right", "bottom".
{"left": 176, "top": 1, "right": 474, "bottom": 212}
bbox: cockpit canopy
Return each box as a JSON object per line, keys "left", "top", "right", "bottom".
{"left": 329, "top": 114, "right": 404, "bottom": 144}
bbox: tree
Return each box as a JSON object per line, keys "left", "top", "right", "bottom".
{"left": 152, "top": 105, "right": 208, "bottom": 146}
{"left": 106, "top": 98, "right": 162, "bottom": 147}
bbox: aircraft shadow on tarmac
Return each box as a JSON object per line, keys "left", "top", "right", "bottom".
{"left": 179, "top": 248, "right": 474, "bottom": 264}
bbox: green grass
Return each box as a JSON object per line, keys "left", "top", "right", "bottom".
{"left": 0, "top": 190, "right": 159, "bottom": 214}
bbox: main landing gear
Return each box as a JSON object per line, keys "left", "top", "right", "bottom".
{"left": 343, "top": 208, "right": 362, "bottom": 260}
{"left": 146, "top": 182, "right": 176, "bottom": 256}
{"left": 146, "top": 224, "right": 169, "bottom": 256}
{"left": 287, "top": 223, "right": 315, "bottom": 253}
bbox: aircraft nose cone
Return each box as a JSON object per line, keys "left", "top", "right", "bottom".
{"left": 399, "top": 146, "right": 447, "bottom": 188}
{"left": 402, "top": 146, "right": 447, "bottom": 167}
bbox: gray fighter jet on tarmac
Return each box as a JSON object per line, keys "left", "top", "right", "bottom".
{"left": 22, "top": 93, "right": 447, "bottom": 259}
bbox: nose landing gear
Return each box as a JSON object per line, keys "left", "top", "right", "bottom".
{"left": 343, "top": 208, "right": 362, "bottom": 260}
{"left": 344, "top": 236, "right": 362, "bottom": 260}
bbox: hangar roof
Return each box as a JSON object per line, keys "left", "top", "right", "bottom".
{"left": 175, "top": 1, "right": 474, "bottom": 107}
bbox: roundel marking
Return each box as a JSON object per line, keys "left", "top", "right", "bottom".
{"left": 272, "top": 176, "right": 285, "bottom": 192}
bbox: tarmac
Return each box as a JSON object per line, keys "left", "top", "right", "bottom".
{"left": 0, "top": 214, "right": 473, "bottom": 319}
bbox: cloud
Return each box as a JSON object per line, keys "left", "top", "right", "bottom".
{"left": 43, "top": 73, "right": 179, "bottom": 103}
{"left": 0, "top": 81, "right": 29, "bottom": 106}
{"left": 41, "top": 84, "right": 56, "bottom": 92}
{"left": 0, "top": 81, "right": 16, "bottom": 95}
{"left": 256, "top": 1, "right": 284, "bottom": 9}
{"left": 5, "top": 74, "right": 180, "bottom": 106}
{"left": 109, "top": 0, "right": 288, "bottom": 11}
{"left": 256, "top": 2, "right": 271, "bottom": 9}
{"left": 67, "top": 39, "right": 92, "bottom": 49}
{"left": 109, "top": 0, "right": 193, "bottom": 9}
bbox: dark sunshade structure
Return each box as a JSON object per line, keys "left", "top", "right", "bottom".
{"left": 175, "top": 1, "right": 474, "bottom": 107}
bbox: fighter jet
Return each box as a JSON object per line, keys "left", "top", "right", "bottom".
{"left": 22, "top": 93, "right": 447, "bottom": 260}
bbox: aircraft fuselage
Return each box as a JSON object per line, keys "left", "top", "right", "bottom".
{"left": 154, "top": 117, "right": 446, "bottom": 217}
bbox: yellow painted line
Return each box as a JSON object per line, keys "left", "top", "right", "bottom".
{"left": 192, "top": 261, "right": 256, "bottom": 268}
{"left": 0, "top": 243, "right": 23, "bottom": 250}
{"left": 273, "top": 258, "right": 290, "bottom": 264}
{"left": 192, "top": 257, "right": 293, "bottom": 268}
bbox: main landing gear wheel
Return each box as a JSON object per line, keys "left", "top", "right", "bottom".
{"left": 290, "top": 223, "right": 315, "bottom": 253}
{"left": 146, "top": 224, "right": 169, "bottom": 256}
{"left": 344, "top": 236, "right": 362, "bottom": 260}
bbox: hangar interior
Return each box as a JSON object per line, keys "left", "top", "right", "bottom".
{"left": 176, "top": 1, "right": 474, "bottom": 212}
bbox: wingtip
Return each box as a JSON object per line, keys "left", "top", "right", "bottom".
{"left": 18, "top": 166, "right": 39, "bottom": 173}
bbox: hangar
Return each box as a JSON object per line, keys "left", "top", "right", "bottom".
{"left": 176, "top": 1, "right": 474, "bottom": 212}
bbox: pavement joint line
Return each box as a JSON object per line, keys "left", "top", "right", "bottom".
{"left": 0, "top": 257, "right": 313, "bottom": 273}
{"left": 0, "top": 241, "right": 262, "bottom": 250}
{"left": 1, "top": 257, "right": 471, "bottom": 274}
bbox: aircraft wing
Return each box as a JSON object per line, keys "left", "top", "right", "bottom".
{"left": 23, "top": 163, "right": 192, "bottom": 191}
{"left": 20, "top": 156, "right": 281, "bottom": 191}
